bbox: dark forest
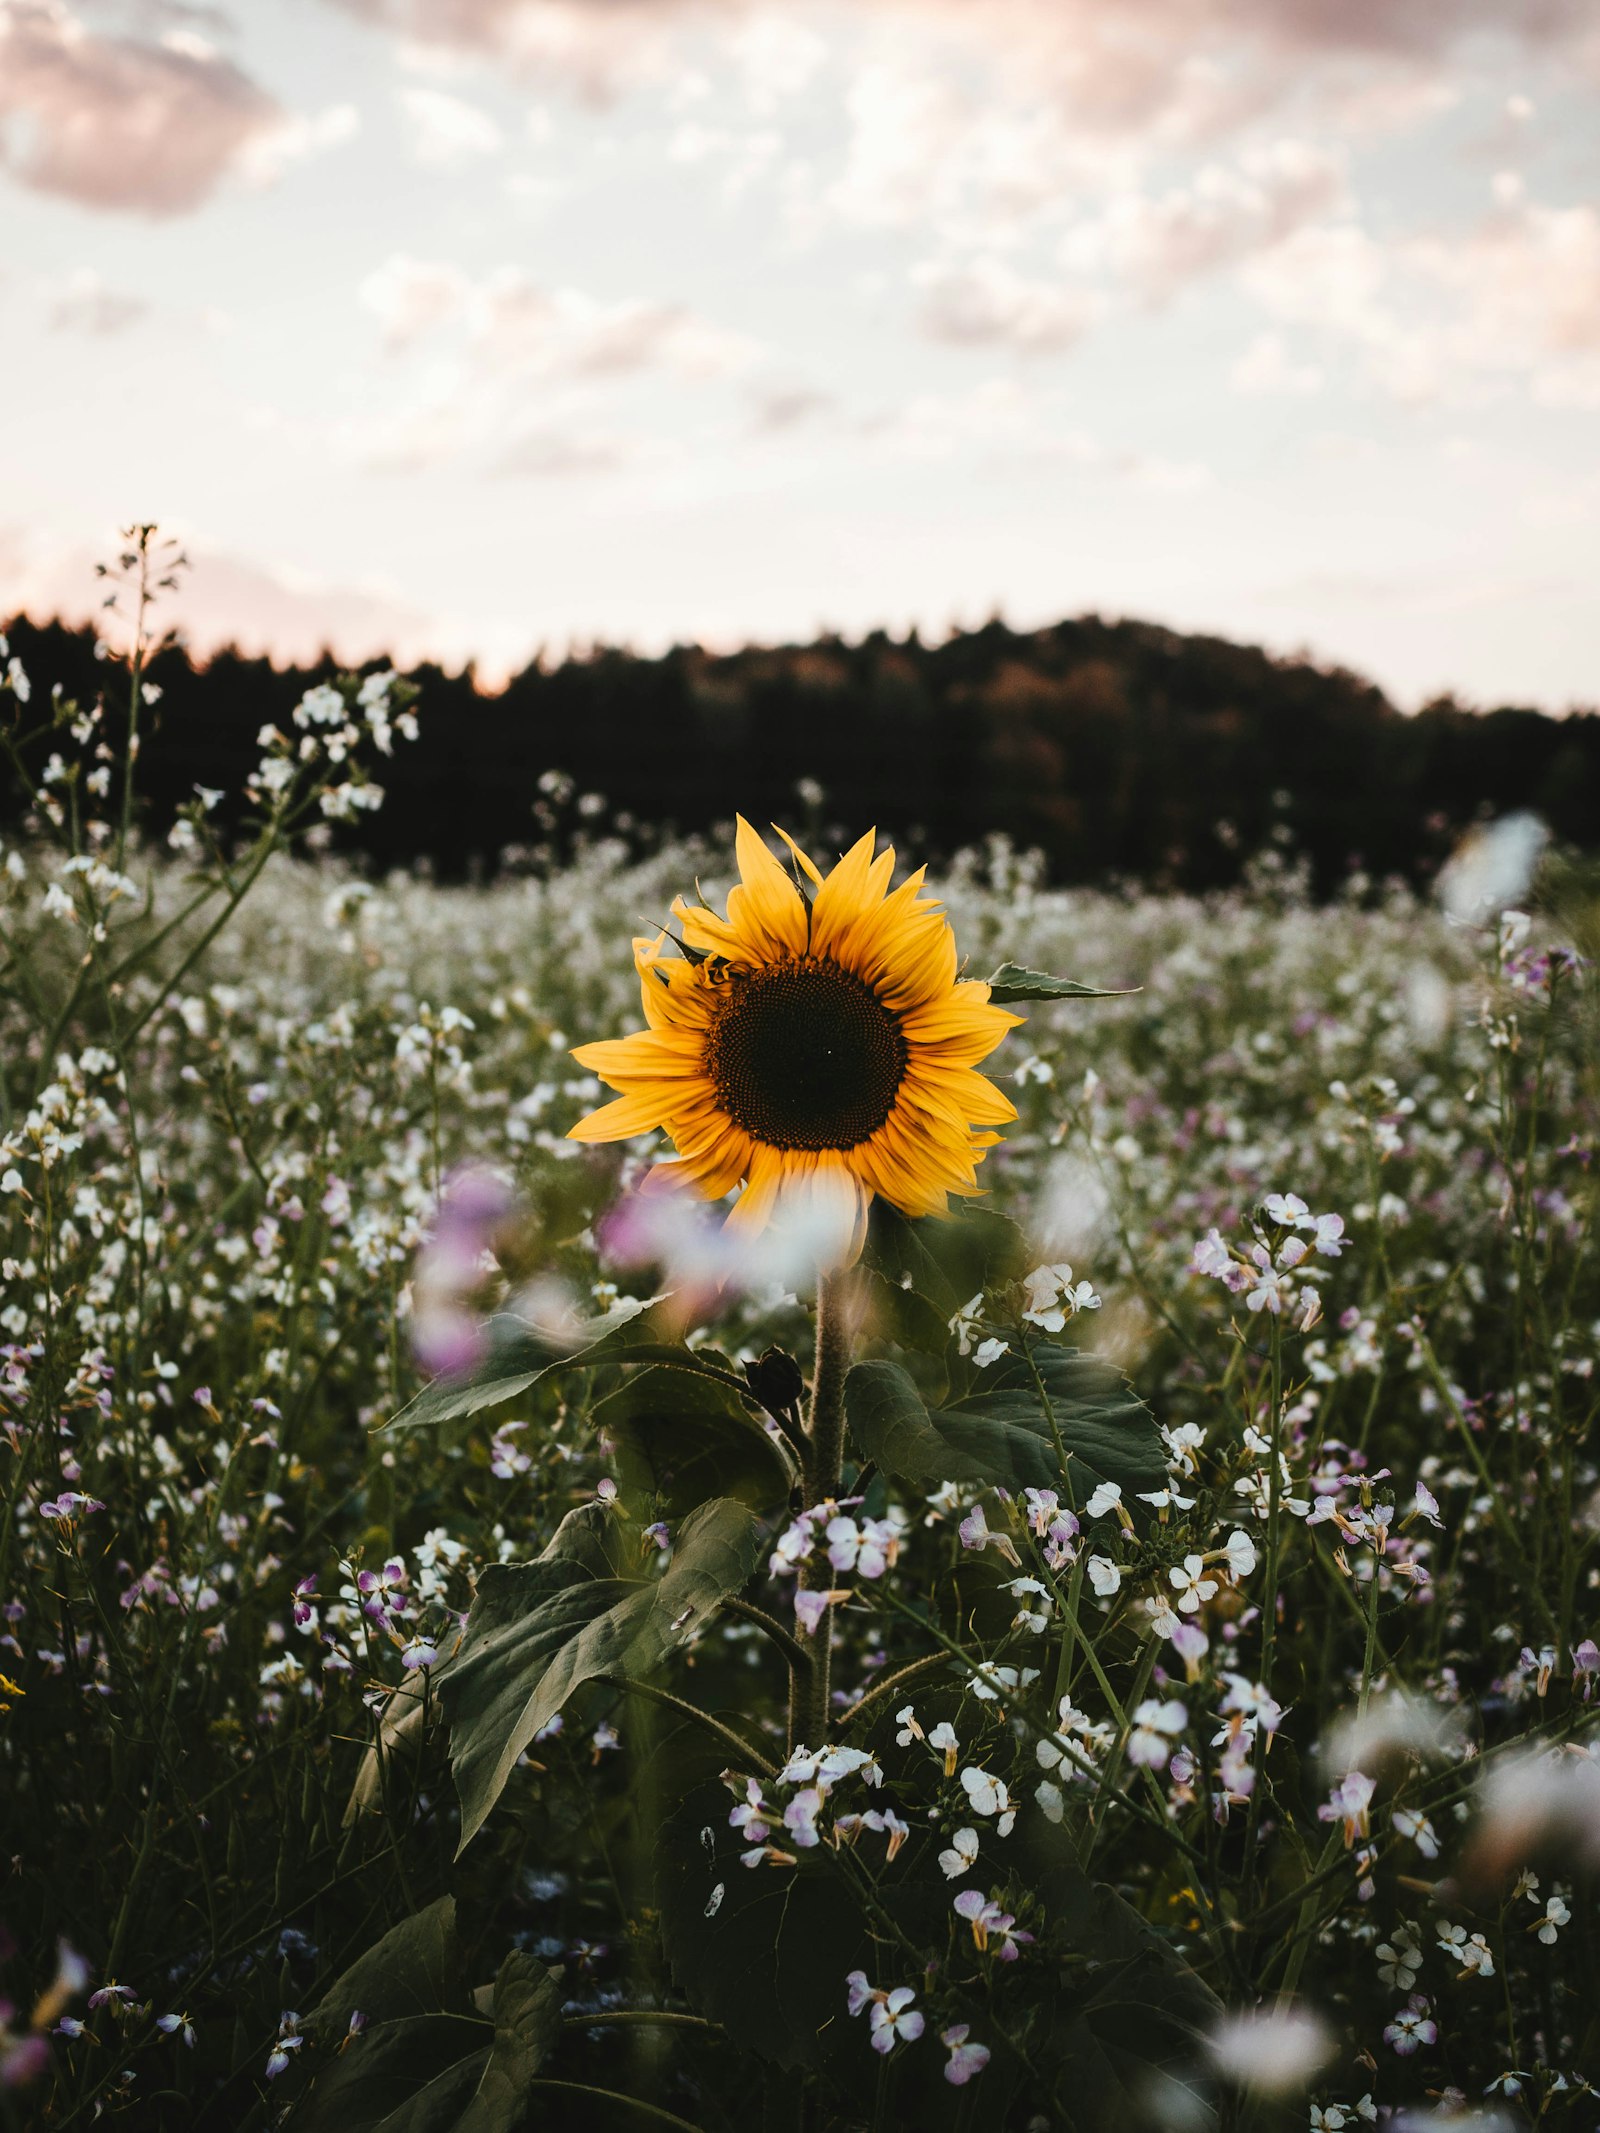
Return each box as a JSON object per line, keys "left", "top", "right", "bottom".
{"left": 4, "top": 609, "right": 1595, "bottom": 892}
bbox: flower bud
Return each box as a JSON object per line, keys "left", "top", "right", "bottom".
{"left": 745, "top": 1346, "right": 805, "bottom": 1413}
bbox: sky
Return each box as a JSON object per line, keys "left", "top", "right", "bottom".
{"left": 1, "top": 0, "right": 1598, "bottom": 710}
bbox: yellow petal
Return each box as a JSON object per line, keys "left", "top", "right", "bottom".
{"left": 566, "top": 1091, "right": 670, "bottom": 1143}
{"left": 725, "top": 816, "right": 809, "bottom": 959}
{"left": 772, "top": 824, "right": 825, "bottom": 888}
{"left": 724, "top": 1144, "right": 787, "bottom": 1235}
{"left": 809, "top": 829, "right": 891, "bottom": 959}
{"left": 572, "top": 1029, "right": 707, "bottom": 1087}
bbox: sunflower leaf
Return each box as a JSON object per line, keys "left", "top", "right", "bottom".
{"left": 1007, "top": 1805, "right": 1221, "bottom": 2130}
{"left": 862, "top": 1202, "right": 1027, "bottom": 1320}
{"left": 984, "top": 962, "right": 1140, "bottom": 1003}
{"left": 307, "top": 1897, "right": 473, "bottom": 2045}
{"left": 858, "top": 1266, "right": 955, "bottom": 1355}
{"left": 294, "top": 1917, "right": 565, "bottom": 2133}
{"left": 845, "top": 1348, "right": 1163, "bottom": 1501}
{"left": 593, "top": 1363, "right": 796, "bottom": 1515}
{"left": 442, "top": 1496, "right": 765, "bottom": 1852}
{"left": 655, "top": 1777, "right": 878, "bottom": 2072}
{"left": 456, "top": 1954, "right": 566, "bottom": 2133}
{"left": 285, "top": 2013, "right": 493, "bottom": 2133}
{"left": 383, "top": 1296, "right": 735, "bottom": 1432}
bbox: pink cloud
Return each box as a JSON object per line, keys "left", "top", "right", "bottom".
{"left": 1241, "top": 178, "right": 1600, "bottom": 407}
{"left": 0, "top": 0, "right": 282, "bottom": 216}
{"left": 358, "top": 253, "right": 757, "bottom": 379}
{"left": 328, "top": 0, "right": 696, "bottom": 98}
{"left": 331, "top": 0, "right": 1597, "bottom": 129}
{"left": 913, "top": 255, "right": 1101, "bottom": 352}
{"left": 1066, "top": 141, "right": 1347, "bottom": 302}
{"left": 2, "top": 530, "right": 443, "bottom": 667}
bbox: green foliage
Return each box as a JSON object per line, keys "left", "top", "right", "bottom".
{"left": 656, "top": 1779, "right": 878, "bottom": 2074}
{"left": 1006, "top": 1813, "right": 1221, "bottom": 2131}
{"left": 3, "top": 614, "right": 1597, "bottom": 2133}
{"left": 594, "top": 1362, "right": 795, "bottom": 1516}
{"left": 862, "top": 1200, "right": 1028, "bottom": 1318}
{"left": 984, "top": 962, "right": 1139, "bottom": 1003}
{"left": 442, "top": 1498, "right": 766, "bottom": 1850}
{"left": 385, "top": 1298, "right": 693, "bottom": 1431}
{"left": 308, "top": 1897, "right": 473, "bottom": 2038}
{"left": 845, "top": 1346, "right": 1166, "bottom": 1501}
{"left": 294, "top": 1904, "right": 563, "bottom": 2133}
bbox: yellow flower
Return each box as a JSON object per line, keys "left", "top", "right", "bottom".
{"left": 567, "top": 819, "right": 1022, "bottom": 1252}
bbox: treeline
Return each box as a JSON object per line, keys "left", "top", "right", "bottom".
{"left": 3, "top": 610, "right": 1597, "bottom": 892}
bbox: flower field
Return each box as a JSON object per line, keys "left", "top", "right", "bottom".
{"left": 2, "top": 602, "right": 1597, "bottom": 2132}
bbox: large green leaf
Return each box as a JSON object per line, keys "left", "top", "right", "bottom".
{"left": 294, "top": 1930, "right": 565, "bottom": 2133}
{"left": 289, "top": 2015, "right": 493, "bottom": 2133}
{"left": 309, "top": 1897, "right": 473, "bottom": 2043}
{"left": 857, "top": 1266, "right": 954, "bottom": 1356}
{"left": 845, "top": 1345, "right": 1164, "bottom": 1501}
{"left": 385, "top": 1295, "right": 743, "bottom": 1432}
{"left": 984, "top": 962, "right": 1139, "bottom": 1004}
{"left": 655, "top": 1777, "right": 878, "bottom": 2073}
{"left": 442, "top": 1496, "right": 765, "bottom": 1850}
{"left": 594, "top": 1363, "right": 795, "bottom": 1516}
{"left": 456, "top": 1955, "right": 565, "bottom": 2133}
{"left": 1008, "top": 1807, "right": 1220, "bottom": 2131}
{"left": 862, "top": 1203, "right": 1027, "bottom": 1320}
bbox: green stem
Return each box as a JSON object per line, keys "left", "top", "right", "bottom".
{"left": 1414, "top": 1329, "right": 1557, "bottom": 1641}
{"left": 840, "top": 1651, "right": 952, "bottom": 1734}
{"left": 1243, "top": 1317, "right": 1285, "bottom": 1899}
{"left": 563, "top": 2012, "right": 722, "bottom": 2033}
{"left": 602, "top": 1676, "right": 777, "bottom": 1777}
{"left": 523, "top": 2078, "right": 710, "bottom": 2131}
{"left": 798, "top": 1266, "right": 857, "bottom": 1744}
{"left": 722, "top": 1595, "right": 812, "bottom": 1680}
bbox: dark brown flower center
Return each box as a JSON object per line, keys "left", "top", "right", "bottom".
{"left": 704, "top": 957, "right": 908, "bottom": 1151}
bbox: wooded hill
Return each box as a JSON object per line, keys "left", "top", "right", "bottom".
{"left": 4, "top": 610, "right": 1595, "bottom": 892}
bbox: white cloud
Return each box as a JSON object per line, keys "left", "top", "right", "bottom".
{"left": 397, "top": 84, "right": 503, "bottom": 166}
{"left": 825, "top": 59, "right": 1112, "bottom": 239}
{"left": 495, "top": 420, "right": 637, "bottom": 477}
{"left": 469, "top": 270, "right": 756, "bottom": 380}
{"left": 730, "top": 12, "right": 827, "bottom": 114}
{"left": 1231, "top": 329, "right": 1323, "bottom": 395}
{"left": 239, "top": 101, "right": 360, "bottom": 188}
{"left": 1242, "top": 182, "right": 1600, "bottom": 407}
{"left": 49, "top": 266, "right": 147, "bottom": 333}
{"left": 358, "top": 254, "right": 757, "bottom": 378}
{"left": 665, "top": 121, "right": 782, "bottom": 199}
{"left": 345, "top": 255, "right": 758, "bottom": 476}
{"left": 0, "top": 0, "right": 282, "bottom": 215}
{"left": 360, "top": 253, "right": 472, "bottom": 348}
{"left": 913, "top": 254, "right": 1101, "bottom": 352}
{"left": 1063, "top": 140, "right": 1346, "bottom": 300}
{"left": 334, "top": 0, "right": 692, "bottom": 100}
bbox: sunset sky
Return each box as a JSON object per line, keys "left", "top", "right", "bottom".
{"left": 2, "top": 0, "right": 1598, "bottom": 707}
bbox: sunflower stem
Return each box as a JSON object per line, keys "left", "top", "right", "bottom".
{"left": 796, "top": 1265, "right": 858, "bottom": 1745}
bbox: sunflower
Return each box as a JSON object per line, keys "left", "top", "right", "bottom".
{"left": 567, "top": 819, "right": 1022, "bottom": 1253}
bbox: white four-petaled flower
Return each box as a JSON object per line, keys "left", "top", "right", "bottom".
{"left": 959, "top": 1765, "right": 1016, "bottom": 1835}
{"left": 938, "top": 1826, "right": 980, "bottom": 1879}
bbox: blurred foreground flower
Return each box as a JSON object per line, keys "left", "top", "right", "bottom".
{"left": 408, "top": 1165, "right": 517, "bottom": 1376}
{"left": 599, "top": 1162, "right": 865, "bottom": 1310}
{"left": 1436, "top": 812, "right": 1547, "bottom": 925}
{"left": 568, "top": 819, "right": 1021, "bottom": 1264}
{"left": 1207, "top": 2004, "right": 1334, "bottom": 2093}
{"left": 1463, "top": 1743, "right": 1600, "bottom": 1885}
